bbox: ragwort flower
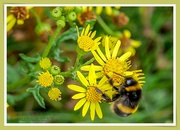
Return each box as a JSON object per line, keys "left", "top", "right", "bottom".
{"left": 37, "top": 71, "right": 53, "bottom": 87}
{"left": 48, "top": 87, "right": 62, "bottom": 101}
{"left": 39, "top": 57, "right": 52, "bottom": 70}
{"left": 77, "top": 7, "right": 96, "bottom": 25}
{"left": 120, "top": 30, "right": 142, "bottom": 56}
{"left": 68, "top": 64, "right": 112, "bottom": 121}
{"left": 7, "top": 6, "right": 32, "bottom": 32}
{"left": 81, "top": 36, "right": 132, "bottom": 86}
{"left": 76, "top": 24, "right": 101, "bottom": 52}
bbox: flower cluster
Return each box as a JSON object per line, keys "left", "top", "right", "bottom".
{"left": 68, "top": 24, "right": 145, "bottom": 121}
{"left": 51, "top": 7, "right": 82, "bottom": 28}
{"left": 7, "top": 6, "right": 146, "bottom": 122}
{"left": 36, "top": 57, "right": 64, "bottom": 101}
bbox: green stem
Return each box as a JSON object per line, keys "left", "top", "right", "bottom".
{"left": 97, "top": 15, "right": 121, "bottom": 37}
{"left": 7, "top": 76, "right": 31, "bottom": 92}
{"left": 30, "top": 8, "right": 41, "bottom": 25}
{"left": 97, "top": 15, "right": 114, "bottom": 35}
{"left": 42, "top": 26, "right": 62, "bottom": 57}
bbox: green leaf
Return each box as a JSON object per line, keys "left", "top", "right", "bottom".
{"left": 19, "top": 53, "right": 41, "bottom": 63}
{"left": 26, "top": 84, "right": 45, "bottom": 109}
{"left": 7, "top": 64, "right": 20, "bottom": 84}
{"left": 7, "top": 93, "right": 30, "bottom": 106}
{"left": 51, "top": 47, "right": 71, "bottom": 63}
{"left": 84, "top": 19, "right": 96, "bottom": 29}
{"left": 56, "top": 26, "right": 82, "bottom": 43}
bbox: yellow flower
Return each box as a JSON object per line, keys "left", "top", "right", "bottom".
{"left": 68, "top": 64, "right": 111, "bottom": 121}
{"left": 7, "top": 6, "right": 32, "bottom": 32}
{"left": 39, "top": 57, "right": 52, "bottom": 70}
{"left": 76, "top": 24, "right": 101, "bottom": 52}
{"left": 96, "top": 6, "right": 120, "bottom": 16}
{"left": 37, "top": 71, "right": 53, "bottom": 87}
{"left": 81, "top": 36, "right": 132, "bottom": 87}
{"left": 48, "top": 87, "right": 62, "bottom": 101}
{"left": 120, "top": 30, "right": 141, "bottom": 56}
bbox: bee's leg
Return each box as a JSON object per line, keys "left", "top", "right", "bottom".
{"left": 95, "top": 87, "right": 112, "bottom": 102}
{"left": 96, "top": 87, "right": 120, "bottom": 102}
{"left": 111, "top": 93, "right": 120, "bottom": 101}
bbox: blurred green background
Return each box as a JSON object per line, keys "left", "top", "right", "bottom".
{"left": 7, "top": 6, "right": 174, "bottom": 123}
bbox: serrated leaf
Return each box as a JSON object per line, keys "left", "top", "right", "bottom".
{"left": 26, "top": 84, "right": 45, "bottom": 109}
{"left": 19, "top": 53, "right": 41, "bottom": 63}
{"left": 51, "top": 47, "right": 70, "bottom": 63}
{"left": 84, "top": 19, "right": 96, "bottom": 29}
{"left": 56, "top": 27, "right": 82, "bottom": 44}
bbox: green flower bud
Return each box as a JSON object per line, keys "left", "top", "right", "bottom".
{"left": 35, "top": 23, "right": 51, "bottom": 36}
{"left": 60, "top": 16, "right": 66, "bottom": 21}
{"left": 54, "top": 75, "right": 64, "bottom": 85}
{"left": 51, "top": 7, "right": 62, "bottom": 18}
{"left": 63, "top": 7, "right": 74, "bottom": 13}
{"left": 67, "top": 11, "right": 77, "bottom": 21}
{"left": 50, "top": 65, "right": 61, "bottom": 75}
{"left": 56, "top": 19, "right": 66, "bottom": 28}
{"left": 74, "top": 6, "right": 83, "bottom": 13}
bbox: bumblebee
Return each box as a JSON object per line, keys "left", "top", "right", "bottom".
{"left": 96, "top": 73, "right": 143, "bottom": 117}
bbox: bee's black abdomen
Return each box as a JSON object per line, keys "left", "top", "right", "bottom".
{"left": 111, "top": 104, "right": 131, "bottom": 117}
{"left": 111, "top": 99, "right": 138, "bottom": 117}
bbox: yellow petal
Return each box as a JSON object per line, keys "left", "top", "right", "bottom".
{"left": 98, "top": 75, "right": 108, "bottom": 86}
{"left": 77, "top": 71, "right": 89, "bottom": 87}
{"left": 85, "top": 24, "right": 90, "bottom": 36}
{"left": 90, "top": 102, "right": 96, "bottom": 121}
{"left": 105, "top": 37, "right": 111, "bottom": 59}
{"left": 68, "top": 85, "right": 86, "bottom": 92}
{"left": 17, "top": 19, "right": 24, "bottom": 25}
{"left": 126, "top": 47, "right": 136, "bottom": 56}
{"left": 74, "top": 98, "right": 86, "bottom": 111}
{"left": 124, "top": 30, "right": 131, "bottom": 38}
{"left": 91, "top": 31, "right": 96, "bottom": 38}
{"left": 105, "top": 6, "right": 112, "bottom": 15}
{"left": 81, "top": 28, "right": 85, "bottom": 36}
{"left": 112, "top": 40, "right": 121, "bottom": 58}
{"left": 94, "top": 37, "right": 102, "bottom": 43}
{"left": 76, "top": 26, "right": 80, "bottom": 37}
{"left": 131, "top": 40, "right": 141, "bottom": 48}
{"left": 101, "top": 84, "right": 112, "bottom": 91}
{"left": 91, "top": 51, "right": 105, "bottom": 66}
{"left": 26, "top": 6, "right": 33, "bottom": 10}
{"left": 95, "top": 102, "right": 103, "bottom": 119}
{"left": 81, "top": 65, "right": 102, "bottom": 71}
{"left": 82, "top": 101, "right": 90, "bottom": 117}
{"left": 119, "top": 52, "right": 132, "bottom": 61}
{"left": 82, "top": 6, "right": 88, "bottom": 12}
{"left": 7, "top": 18, "right": 16, "bottom": 32}
{"left": 87, "top": 31, "right": 92, "bottom": 37}
{"left": 97, "top": 47, "right": 107, "bottom": 62}
{"left": 7, "top": 14, "right": 15, "bottom": 23}
{"left": 96, "top": 7, "right": 103, "bottom": 14}
{"left": 124, "top": 71, "right": 133, "bottom": 76}
{"left": 96, "top": 72, "right": 104, "bottom": 78}
{"left": 72, "top": 93, "right": 86, "bottom": 99}
{"left": 88, "top": 64, "right": 96, "bottom": 85}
